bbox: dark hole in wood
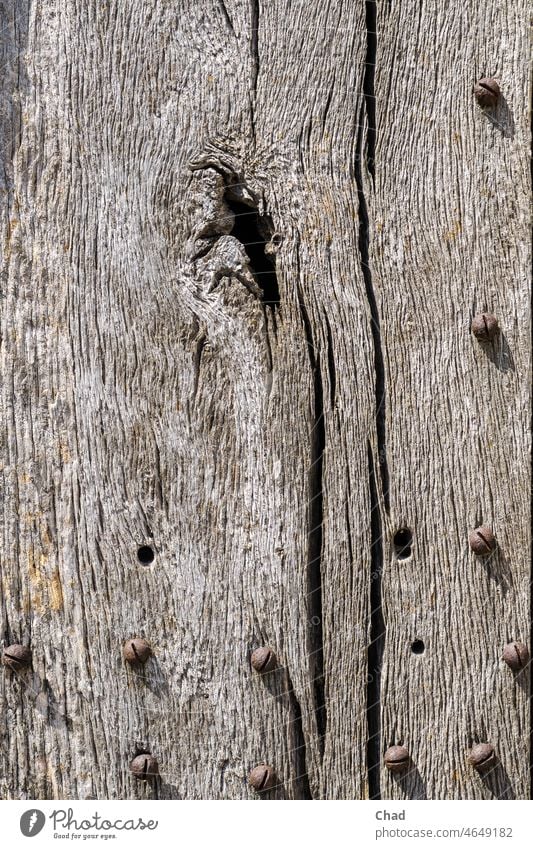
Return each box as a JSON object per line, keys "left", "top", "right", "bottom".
{"left": 411, "top": 639, "right": 425, "bottom": 655}
{"left": 224, "top": 195, "right": 280, "bottom": 307}
{"left": 137, "top": 545, "right": 155, "bottom": 565}
{"left": 393, "top": 528, "right": 412, "bottom": 560}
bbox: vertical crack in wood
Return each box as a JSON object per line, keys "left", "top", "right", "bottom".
{"left": 324, "top": 312, "right": 336, "bottom": 409}
{"left": 297, "top": 289, "right": 327, "bottom": 761}
{"left": 358, "top": 0, "right": 387, "bottom": 801}
{"left": 250, "top": 0, "right": 259, "bottom": 88}
{"left": 218, "top": 0, "right": 236, "bottom": 37}
{"left": 366, "top": 441, "right": 385, "bottom": 799}
{"left": 286, "top": 670, "right": 313, "bottom": 798}
{"left": 355, "top": 0, "right": 389, "bottom": 512}
{"left": 363, "top": 0, "right": 377, "bottom": 184}
{"left": 530, "top": 95, "right": 533, "bottom": 800}
{"left": 249, "top": 0, "right": 259, "bottom": 141}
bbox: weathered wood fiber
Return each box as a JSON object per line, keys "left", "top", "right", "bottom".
{"left": 0, "top": 0, "right": 530, "bottom": 800}
{"left": 371, "top": 1, "right": 531, "bottom": 800}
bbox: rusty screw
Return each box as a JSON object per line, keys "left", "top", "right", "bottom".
{"left": 123, "top": 638, "right": 151, "bottom": 665}
{"left": 3, "top": 644, "right": 32, "bottom": 672}
{"left": 468, "top": 743, "right": 496, "bottom": 773}
{"left": 251, "top": 646, "right": 277, "bottom": 674}
{"left": 471, "top": 313, "right": 499, "bottom": 342}
{"left": 248, "top": 763, "right": 276, "bottom": 792}
{"left": 468, "top": 525, "right": 496, "bottom": 556}
{"left": 473, "top": 78, "right": 500, "bottom": 109}
{"left": 250, "top": 646, "right": 278, "bottom": 673}
{"left": 130, "top": 754, "right": 159, "bottom": 780}
{"left": 384, "top": 745, "right": 410, "bottom": 774}
{"left": 502, "top": 641, "right": 529, "bottom": 672}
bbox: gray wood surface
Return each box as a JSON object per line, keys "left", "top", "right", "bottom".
{"left": 0, "top": 0, "right": 530, "bottom": 800}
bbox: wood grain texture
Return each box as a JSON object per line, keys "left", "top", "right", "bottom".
{"left": 371, "top": 0, "right": 531, "bottom": 800}
{"left": 0, "top": 0, "right": 530, "bottom": 801}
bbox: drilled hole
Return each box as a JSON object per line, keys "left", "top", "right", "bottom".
{"left": 393, "top": 528, "right": 412, "bottom": 559}
{"left": 137, "top": 545, "right": 155, "bottom": 565}
{"left": 411, "top": 639, "right": 425, "bottom": 655}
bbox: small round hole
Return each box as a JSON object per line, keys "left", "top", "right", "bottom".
{"left": 393, "top": 528, "right": 412, "bottom": 559}
{"left": 137, "top": 545, "right": 155, "bottom": 565}
{"left": 411, "top": 639, "right": 425, "bottom": 655}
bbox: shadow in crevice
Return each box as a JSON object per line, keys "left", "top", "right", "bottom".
{"left": 367, "top": 444, "right": 385, "bottom": 799}
{"left": 285, "top": 669, "right": 313, "bottom": 799}
{"left": 252, "top": 665, "right": 308, "bottom": 799}
{"left": 224, "top": 195, "right": 280, "bottom": 307}
{"left": 295, "top": 295, "right": 327, "bottom": 761}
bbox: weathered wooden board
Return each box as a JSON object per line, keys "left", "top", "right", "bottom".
{"left": 371, "top": 1, "right": 531, "bottom": 800}
{"left": 0, "top": 0, "right": 529, "bottom": 801}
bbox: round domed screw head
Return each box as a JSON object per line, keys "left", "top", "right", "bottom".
{"left": 502, "top": 641, "right": 529, "bottom": 672}
{"left": 248, "top": 764, "right": 276, "bottom": 792}
{"left": 468, "top": 743, "right": 496, "bottom": 773}
{"left": 130, "top": 754, "right": 159, "bottom": 780}
{"left": 473, "top": 78, "right": 500, "bottom": 108}
{"left": 123, "top": 638, "right": 151, "bottom": 665}
{"left": 384, "top": 746, "right": 410, "bottom": 774}
{"left": 468, "top": 526, "right": 496, "bottom": 556}
{"left": 251, "top": 646, "right": 277, "bottom": 674}
{"left": 471, "top": 313, "right": 499, "bottom": 342}
{"left": 3, "top": 644, "right": 32, "bottom": 672}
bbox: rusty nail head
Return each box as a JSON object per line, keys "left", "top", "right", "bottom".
{"left": 468, "top": 743, "right": 496, "bottom": 773}
{"left": 251, "top": 646, "right": 277, "bottom": 674}
{"left": 471, "top": 313, "right": 499, "bottom": 342}
{"left": 248, "top": 763, "right": 276, "bottom": 792}
{"left": 502, "top": 641, "right": 529, "bottom": 672}
{"left": 384, "top": 746, "right": 410, "bottom": 773}
{"left": 468, "top": 525, "right": 496, "bottom": 556}
{"left": 123, "top": 638, "right": 151, "bottom": 665}
{"left": 473, "top": 78, "right": 500, "bottom": 108}
{"left": 130, "top": 754, "right": 159, "bottom": 780}
{"left": 3, "top": 644, "right": 32, "bottom": 671}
